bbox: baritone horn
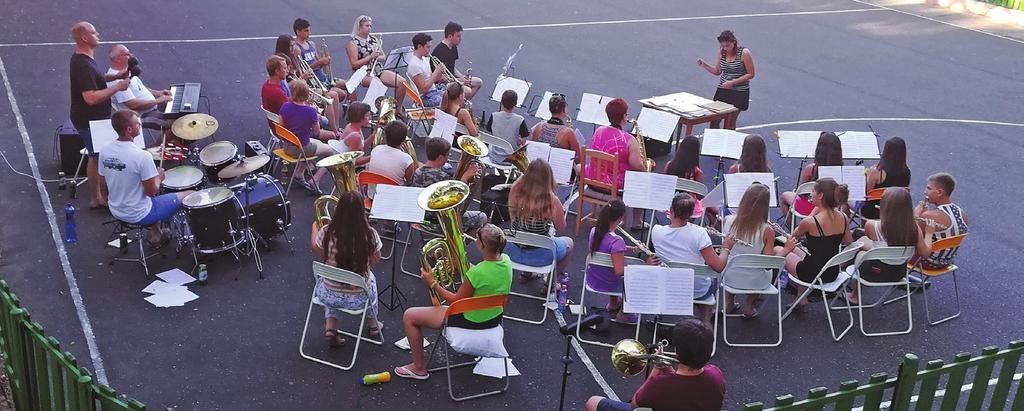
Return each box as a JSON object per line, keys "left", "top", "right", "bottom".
{"left": 313, "top": 195, "right": 337, "bottom": 231}
{"left": 611, "top": 339, "right": 679, "bottom": 377}
{"left": 505, "top": 144, "right": 530, "bottom": 175}
{"left": 312, "top": 151, "right": 363, "bottom": 230}
{"left": 418, "top": 181, "right": 471, "bottom": 306}
{"left": 453, "top": 135, "right": 488, "bottom": 185}
{"left": 371, "top": 95, "right": 419, "bottom": 167}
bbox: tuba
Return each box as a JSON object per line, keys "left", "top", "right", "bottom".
{"left": 312, "top": 151, "right": 362, "bottom": 230}
{"left": 611, "top": 339, "right": 679, "bottom": 377}
{"left": 453, "top": 135, "right": 488, "bottom": 186}
{"left": 505, "top": 144, "right": 530, "bottom": 175}
{"left": 372, "top": 96, "right": 419, "bottom": 167}
{"left": 418, "top": 180, "right": 471, "bottom": 306}
{"left": 628, "top": 118, "right": 655, "bottom": 172}
{"left": 313, "top": 195, "right": 337, "bottom": 231}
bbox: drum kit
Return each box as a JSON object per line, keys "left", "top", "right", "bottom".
{"left": 157, "top": 114, "right": 292, "bottom": 278}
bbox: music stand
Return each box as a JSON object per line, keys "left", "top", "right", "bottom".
{"left": 699, "top": 128, "right": 745, "bottom": 185}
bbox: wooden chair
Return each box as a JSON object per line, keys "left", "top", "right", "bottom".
{"left": 426, "top": 294, "right": 511, "bottom": 401}
{"left": 574, "top": 149, "right": 621, "bottom": 236}
{"left": 271, "top": 123, "right": 317, "bottom": 196}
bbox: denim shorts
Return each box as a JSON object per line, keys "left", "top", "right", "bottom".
{"left": 503, "top": 236, "right": 571, "bottom": 267}
{"left": 76, "top": 127, "right": 99, "bottom": 158}
{"left": 422, "top": 84, "right": 445, "bottom": 107}
{"left": 314, "top": 273, "right": 378, "bottom": 320}
{"left": 596, "top": 398, "right": 632, "bottom": 411}
{"left": 136, "top": 193, "right": 181, "bottom": 225}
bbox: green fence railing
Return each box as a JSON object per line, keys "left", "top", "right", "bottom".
{"left": 981, "top": 0, "right": 1024, "bottom": 11}
{"left": 0, "top": 280, "right": 146, "bottom": 410}
{"left": 744, "top": 340, "right": 1024, "bottom": 410}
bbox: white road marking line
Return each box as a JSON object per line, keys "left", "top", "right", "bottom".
{"left": 736, "top": 117, "right": 1024, "bottom": 131}
{"left": 553, "top": 309, "right": 620, "bottom": 402}
{"left": 851, "top": 0, "right": 1024, "bottom": 45}
{"left": 0, "top": 9, "right": 883, "bottom": 48}
{"left": 0, "top": 56, "right": 108, "bottom": 385}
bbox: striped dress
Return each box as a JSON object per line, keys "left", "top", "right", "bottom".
{"left": 718, "top": 47, "right": 749, "bottom": 91}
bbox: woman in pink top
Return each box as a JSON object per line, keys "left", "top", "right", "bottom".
{"left": 586, "top": 98, "right": 649, "bottom": 230}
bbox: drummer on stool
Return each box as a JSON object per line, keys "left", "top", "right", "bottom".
{"left": 98, "top": 110, "right": 194, "bottom": 248}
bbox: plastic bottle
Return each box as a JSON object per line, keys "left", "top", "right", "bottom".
{"left": 361, "top": 371, "right": 391, "bottom": 385}
{"left": 197, "top": 264, "right": 209, "bottom": 286}
{"left": 64, "top": 203, "right": 77, "bottom": 243}
{"left": 557, "top": 272, "right": 569, "bottom": 313}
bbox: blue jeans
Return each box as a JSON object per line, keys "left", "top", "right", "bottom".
{"left": 136, "top": 193, "right": 181, "bottom": 225}
{"left": 503, "top": 236, "right": 571, "bottom": 267}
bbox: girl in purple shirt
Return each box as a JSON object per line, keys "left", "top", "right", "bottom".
{"left": 586, "top": 200, "right": 638, "bottom": 323}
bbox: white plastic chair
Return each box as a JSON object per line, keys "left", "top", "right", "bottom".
{"left": 655, "top": 261, "right": 721, "bottom": 357}
{"left": 719, "top": 254, "right": 787, "bottom": 347}
{"left": 845, "top": 246, "right": 916, "bottom": 337}
{"left": 476, "top": 131, "right": 519, "bottom": 182}
{"left": 789, "top": 182, "right": 816, "bottom": 232}
{"left": 299, "top": 262, "right": 383, "bottom": 371}
{"left": 575, "top": 252, "right": 647, "bottom": 347}
{"left": 645, "top": 177, "right": 710, "bottom": 244}
{"left": 425, "top": 294, "right": 511, "bottom": 401}
{"left": 503, "top": 231, "right": 557, "bottom": 325}
{"left": 782, "top": 242, "right": 863, "bottom": 341}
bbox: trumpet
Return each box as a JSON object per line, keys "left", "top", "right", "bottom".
{"left": 611, "top": 339, "right": 678, "bottom": 377}
{"left": 628, "top": 118, "right": 655, "bottom": 172}
{"left": 766, "top": 220, "right": 812, "bottom": 255}
{"left": 430, "top": 55, "right": 459, "bottom": 84}
{"left": 704, "top": 226, "right": 753, "bottom": 248}
{"left": 613, "top": 225, "right": 666, "bottom": 266}
{"left": 418, "top": 181, "right": 471, "bottom": 306}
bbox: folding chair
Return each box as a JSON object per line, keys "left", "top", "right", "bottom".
{"left": 356, "top": 171, "right": 406, "bottom": 260}
{"left": 402, "top": 80, "right": 436, "bottom": 136}
{"left": 476, "top": 131, "right": 519, "bottom": 183}
{"left": 657, "top": 261, "right": 721, "bottom": 357}
{"left": 782, "top": 242, "right": 863, "bottom": 341}
{"left": 906, "top": 234, "right": 967, "bottom": 326}
{"left": 646, "top": 177, "right": 709, "bottom": 239}
{"left": 261, "top": 106, "right": 283, "bottom": 173}
{"left": 575, "top": 252, "right": 646, "bottom": 347}
{"left": 426, "top": 294, "right": 511, "bottom": 401}
{"left": 574, "top": 149, "right": 621, "bottom": 236}
{"left": 501, "top": 231, "right": 559, "bottom": 325}
{"left": 299, "top": 262, "right": 383, "bottom": 371}
{"left": 844, "top": 246, "right": 916, "bottom": 337}
{"left": 270, "top": 123, "right": 317, "bottom": 197}
{"left": 719, "top": 254, "right": 787, "bottom": 347}
{"left": 788, "top": 182, "right": 816, "bottom": 232}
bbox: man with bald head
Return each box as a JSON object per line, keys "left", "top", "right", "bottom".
{"left": 107, "top": 44, "right": 171, "bottom": 120}
{"left": 69, "top": 21, "right": 130, "bottom": 209}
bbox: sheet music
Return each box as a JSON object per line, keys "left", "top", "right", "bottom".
{"left": 636, "top": 107, "right": 679, "bottom": 143}
{"left": 428, "top": 109, "right": 458, "bottom": 140}
{"left": 700, "top": 129, "right": 746, "bottom": 159}
{"left": 623, "top": 266, "right": 694, "bottom": 316}
{"left": 724, "top": 172, "right": 778, "bottom": 208}
{"left": 578, "top": 93, "right": 611, "bottom": 126}
{"left": 623, "top": 171, "right": 677, "bottom": 211}
{"left": 775, "top": 130, "right": 821, "bottom": 158}
{"left": 490, "top": 76, "right": 531, "bottom": 107}
{"left": 370, "top": 185, "right": 426, "bottom": 223}
{"left": 525, "top": 140, "right": 551, "bottom": 164}
{"left": 703, "top": 182, "right": 725, "bottom": 210}
{"left": 346, "top": 67, "right": 369, "bottom": 94}
{"left": 89, "top": 119, "right": 144, "bottom": 153}
{"left": 502, "top": 43, "right": 524, "bottom": 77}
{"left": 817, "top": 166, "right": 867, "bottom": 200}
{"left": 534, "top": 91, "right": 554, "bottom": 120}
{"left": 838, "top": 131, "right": 880, "bottom": 159}
{"left": 362, "top": 77, "right": 388, "bottom": 113}
{"left": 548, "top": 146, "right": 576, "bottom": 184}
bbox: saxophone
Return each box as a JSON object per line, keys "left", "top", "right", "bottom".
{"left": 629, "top": 118, "right": 655, "bottom": 172}
{"left": 418, "top": 181, "right": 471, "bottom": 306}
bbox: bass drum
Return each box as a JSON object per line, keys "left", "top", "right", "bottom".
{"left": 231, "top": 174, "right": 291, "bottom": 241}
{"left": 161, "top": 165, "right": 205, "bottom": 193}
{"left": 182, "top": 187, "right": 245, "bottom": 253}
{"left": 199, "top": 141, "right": 238, "bottom": 184}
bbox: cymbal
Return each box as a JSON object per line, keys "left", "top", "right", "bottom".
{"left": 217, "top": 154, "right": 270, "bottom": 179}
{"left": 316, "top": 151, "right": 363, "bottom": 168}
{"left": 171, "top": 113, "right": 219, "bottom": 140}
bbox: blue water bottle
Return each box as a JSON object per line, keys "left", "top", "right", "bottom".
{"left": 557, "top": 272, "right": 569, "bottom": 313}
{"left": 64, "top": 203, "right": 77, "bottom": 243}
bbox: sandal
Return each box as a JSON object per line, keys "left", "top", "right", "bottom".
{"left": 394, "top": 365, "right": 429, "bottom": 380}
{"left": 324, "top": 330, "right": 347, "bottom": 347}
{"left": 368, "top": 321, "right": 384, "bottom": 338}
{"left": 605, "top": 304, "right": 621, "bottom": 314}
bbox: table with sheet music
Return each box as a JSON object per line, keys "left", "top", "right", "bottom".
{"left": 637, "top": 91, "right": 738, "bottom": 149}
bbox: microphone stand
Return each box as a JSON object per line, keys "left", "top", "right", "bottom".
{"left": 558, "top": 331, "right": 573, "bottom": 411}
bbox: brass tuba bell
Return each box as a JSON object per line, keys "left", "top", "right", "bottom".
{"left": 505, "top": 144, "right": 530, "bottom": 175}
{"left": 417, "top": 180, "right": 471, "bottom": 306}
{"left": 611, "top": 339, "right": 679, "bottom": 377}
{"left": 316, "top": 151, "right": 363, "bottom": 195}
{"left": 373, "top": 95, "right": 419, "bottom": 167}
{"left": 453, "top": 135, "right": 488, "bottom": 186}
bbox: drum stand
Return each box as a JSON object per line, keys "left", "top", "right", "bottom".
{"left": 234, "top": 173, "right": 265, "bottom": 279}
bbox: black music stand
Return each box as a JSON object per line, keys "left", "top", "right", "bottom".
{"left": 379, "top": 235, "right": 408, "bottom": 311}
{"left": 371, "top": 186, "right": 424, "bottom": 311}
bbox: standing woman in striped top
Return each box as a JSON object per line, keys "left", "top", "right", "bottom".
{"left": 698, "top": 30, "right": 756, "bottom": 130}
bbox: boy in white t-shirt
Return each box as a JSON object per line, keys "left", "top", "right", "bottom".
{"left": 366, "top": 121, "right": 416, "bottom": 191}
{"left": 407, "top": 32, "right": 446, "bottom": 106}
{"left": 650, "top": 193, "right": 733, "bottom": 325}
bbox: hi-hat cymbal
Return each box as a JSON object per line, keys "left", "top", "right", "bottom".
{"left": 171, "top": 113, "right": 219, "bottom": 140}
{"left": 217, "top": 154, "right": 270, "bottom": 179}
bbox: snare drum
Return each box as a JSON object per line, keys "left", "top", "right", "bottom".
{"left": 199, "top": 141, "right": 238, "bottom": 183}
{"left": 182, "top": 187, "right": 245, "bottom": 253}
{"left": 161, "top": 165, "right": 205, "bottom": 193}
{"left": 231, "top": 174, "right": 291, "bottom": 241}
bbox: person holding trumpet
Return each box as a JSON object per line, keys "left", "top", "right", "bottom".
{"left": 407, "top": 32, "right": 448, "bottom": 107}
{"left": 431, "top": 22, "right": 482, "bottom": 100}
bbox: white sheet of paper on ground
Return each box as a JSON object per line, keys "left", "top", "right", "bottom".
{"left": 724, "top": 173, "right": 778, "bottom": 208}
{"left": 428, "top": 109, "right": 458, "bottom": 140}
{"left": 490, "top": 76, "right": 531, "bottom": 107}
{"left": 394, "top": 336, "right": 431, "bottom": 350}
{"left": 635, "top": 107, "right": 679, "bottom": 143}
{"left": 106, "top": 237, "right": 135, "bottom": 249}
{"left": 362, "top": 77, "right": 388, "bottom": 113}
{"left": 141, "top": 280, "right": 187, "bottom": 295}
{"left": 473, "top": 357, "right": 521, "bottom": 378}
{"left": 370, "top": 185, "right": 426, "bottom": 223}
{"left": 89, "top": 119, "right": 144, "bottom": 153}
{"left": 144, "top": 287, "right": 199, "bottom": 308}
{"left": 623, "top": 171, "right": 677, "bottom": 211}
{"left": 156, "top": 268, "right": 197, "bottom": 286}
{"left": 346, "top": 67, "right": 369, "bottom": 94}
{"left": 535, "top": 91, "right": 555, "bottom": 120}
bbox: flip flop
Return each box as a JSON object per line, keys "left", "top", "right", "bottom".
{"left": 394, "top": 366, "right": 429, "bottom": 380}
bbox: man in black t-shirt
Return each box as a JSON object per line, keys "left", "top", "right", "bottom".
{"left": 69, "top": 21, "right": 131, "bottom": 209}
{"left": 430, "top": 21, "right": 482, "bottom": 100}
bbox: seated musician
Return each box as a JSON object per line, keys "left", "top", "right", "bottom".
{"left": 106, "top": 45, "right": 171, "bottom": 123}
{"left": 273, "top": 35, "right": 343, "bottom": 133}
{"left": 288, "top": 20, "right": 346, "bottom": 133}
{"left": 430, "top": 22, "right": 483, "bottom": 100}
{"left": 98, "top": 111, "right": 192, "bottom": 248}
{"left": 664, "top": 136, "right": 706, "bottom": 222}
{"left": 394, "top": 224, "right": 512, "bottom": 380}
{"left": 310, "top": 191, "right": 383, "bottom": 347}
{"left": 530, "top": 93, "right": 582, "bottom": 166}
{"left": 365, "top": 121, "right": 416, "bottom": 188}
{"left": 650, "top": 193, "right": 730, "bottom": 326}
{"left": 861, "top": 137, "right": 911, "bottom": 220}
{"left": 586, "top": 199, "right": 644, "bottom": 324}
{"left": 262, "top": 55, "right": 291, "bottom": 114}
{"left": 587, "top": 98, "right": 647, "bottom": 230}
{"left": 504, "top": 159, "right": 575, "bottom": 279}
{"left": 585, "top": 317, "right": 726, "bottom": 411}
{"left": 412, "top": 137, "right": 489, "bottom": 237}
{"left": 336, "top": 102, "right": 372, "bottom": 166}
{"left": 779, "top": 178, "right": 854, "bottom": 312}
{"left": 780, "top": 132, "right": 844, "bottom": 219}
{"left": 440, "top": 81, "right": 479, "bottom": 140}
{"left": 912, "top": 172, "right": 967, "bottom": 270}
{"left": 846, "top": 187, "right": 933, "bottom": 304}
{"left": 346, "top": 15, "right": 408, "bottom": 114}
{"left": 406, "top": 32, "right": 447, "bottom": 107}
{"left": 728, "top": 134, "right": 772, "bottom": 173}
{"left": 721, "top": 184, "right": 780, "bottom": 318}
{"left": 484, "top": 90, "right": 529, "bottom": 166}
{"left": 280, "top": 80, "right": 336, "bottom": 193}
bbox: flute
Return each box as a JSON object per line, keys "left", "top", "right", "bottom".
{"left": 613, "top": 226, "right": 667, "bottom": 267}
{"left": 703, "top": 226, "right": 753, "bottom": 248}
{"left": 915, "top": 216, "right": 949, "bottom": 230}
{"left": 765, "top": 220, "right": 812, "bottom": 255}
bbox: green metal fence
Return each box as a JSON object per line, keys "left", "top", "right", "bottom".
{"left": 744, "top": 340, "right": 1024, "bottom": 410}
{"left": 981, "top": 0, "right": 1024, "bottom": 12}
{"left": 0, "top": 280, "right": 145, "bottom": 410}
